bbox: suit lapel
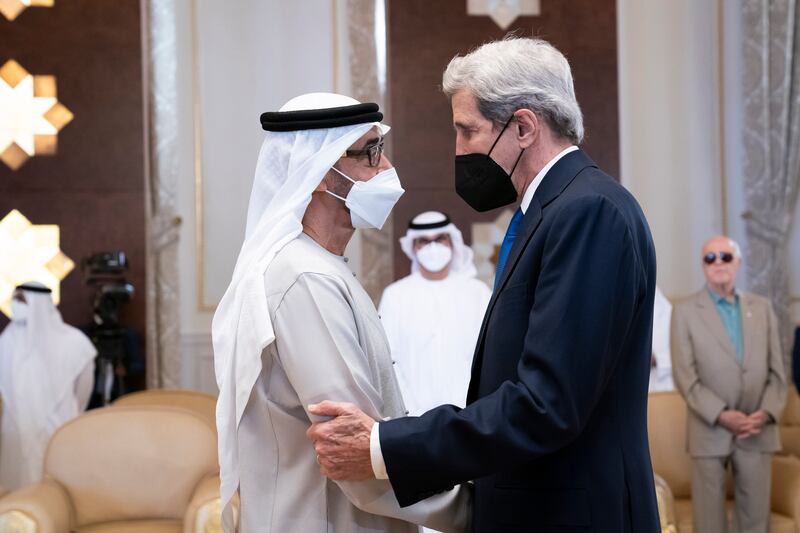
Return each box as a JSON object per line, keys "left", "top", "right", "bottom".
{"left": 467, "top": 202, "right": 543, "bottom": 401}
{"left": 490, "top": 150, "right": 596, "bottom": 306}
{"left": 695, "top": 290, "right": 738, "bottom": 363}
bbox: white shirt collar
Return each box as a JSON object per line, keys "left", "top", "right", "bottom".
{"left": 519, "top": 145, "right": 578, "bottom": 214}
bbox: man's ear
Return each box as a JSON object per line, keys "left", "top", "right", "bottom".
{"left": 514, "top": 109, "right": 539, "bottom": 149}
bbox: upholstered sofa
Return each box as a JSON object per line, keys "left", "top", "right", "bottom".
{"left": 112, "top": 388, "right": 217, "bottom": 435}
{"left": 779, "top": 386, "right": 800, "bottom": 458}
{"left": 648, "top": 391, "right": 800, "bottom": 532}
{"left": 0, "top": 405, "right": 222, "bottom": 532}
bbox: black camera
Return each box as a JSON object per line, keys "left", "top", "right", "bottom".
{"left": 81, "top": 251, "right": 141, "bottom": 407}
{"left": 82, "top": 251, "right": 128, "bottom": 280}
{"left": 92, "top": 282, "right": 134, "bottom": 327}
{"left": 82, "top": 251, "right": 134, "bottom": 327}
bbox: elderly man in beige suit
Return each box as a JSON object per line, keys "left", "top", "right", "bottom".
{"left": 672, "top": 235, "right": 786, "bottom": 533}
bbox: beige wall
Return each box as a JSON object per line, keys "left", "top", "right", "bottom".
{"left": 174, "top": 0, "right": 345, "bottom": 391}
{"left": 618, "top": 0, "right": 725, "bottom": 300}
{"left": 618, "top": 0, "right": 800, "bottom": 324}
{"left": 175, "top": 0, "right": 800, "bottom": 391}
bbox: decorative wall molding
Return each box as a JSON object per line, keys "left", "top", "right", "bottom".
{"left": 189, "top": 0, "right": 216, "bottom": 313}
{"left": 180, "top": 332, "right": 216, "bottom": 394}
{"left": 191, "top": 0, "right": 344, "bottom": 310}
{"left": 466, "top": 0, "right": 540, "bottom": 30}
{"left": 144, "top": 0, "right": 182, "bottom": 388}
{"left": 346, "top": 0, "right": 392, "bottom": 304}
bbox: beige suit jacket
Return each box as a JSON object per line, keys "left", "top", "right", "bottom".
{"left": 671, "top": 289, "right": 786, "bottom": 457}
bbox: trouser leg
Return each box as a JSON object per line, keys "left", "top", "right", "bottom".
{"left": 693, "top": 455, "right": 729, "bottom": 533}
{"left": 730, "top": 448, "right": 771, "bottom": 533}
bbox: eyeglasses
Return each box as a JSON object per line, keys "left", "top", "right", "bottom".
{"left": 703, "top": 251, "right": 735, "bottom": 265}
{"left": 344, "top": 138, "right": 384, "bottom": 167}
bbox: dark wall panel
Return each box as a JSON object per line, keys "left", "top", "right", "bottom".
{"left": 388, "top": 0, "right": 619, "bottom": 278}
{"left": 0, "top": 0, "right": 146, "bottom": 363}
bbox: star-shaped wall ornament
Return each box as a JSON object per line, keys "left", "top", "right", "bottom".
{"left": 0, "top": 209, "right": 74, "bottom": 318}
{"left": 0, "top": 0, "right": 54, "bottom": 22}
{"left": 467, "top": 0, "right": 540, "bottom": 30}
{"left": 0, "top": 59, "right": 73, "bottom": 170}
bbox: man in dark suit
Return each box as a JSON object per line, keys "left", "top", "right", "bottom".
{"left": 308, "top": 37, "right": 660, "bottom": 532}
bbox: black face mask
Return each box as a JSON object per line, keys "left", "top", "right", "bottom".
{"left": 455, "top": 116, "right": 525, "bottom": 212}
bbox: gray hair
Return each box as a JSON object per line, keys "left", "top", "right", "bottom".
{"left": 442, "top": 36, "right": 584, "bottom": 144}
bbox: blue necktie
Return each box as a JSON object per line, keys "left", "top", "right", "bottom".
{"left": 495, "top": 208, "right": 524, "bottom": 289}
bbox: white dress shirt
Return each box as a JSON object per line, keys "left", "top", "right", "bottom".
{"left": 370, "top": 145, "right": 579, "bottom": 480}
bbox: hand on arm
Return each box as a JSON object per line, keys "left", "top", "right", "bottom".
{"left": 280, "top": 273, "right": 471, "bottom": 531}
{"left": 273, "top": 273, "right": 385, "bottom": 472}
{"left": 307, "top": 401, "right": 376, "bottom": 480}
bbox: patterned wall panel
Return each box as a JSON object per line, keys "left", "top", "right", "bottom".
{"left": 0, "top": 0, "right": 147, "bottom": 386}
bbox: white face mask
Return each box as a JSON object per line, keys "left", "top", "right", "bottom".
{"left": 327, "top": 166, "right": 405, "bottom": 230}
{"left": 416, "top": 242, "right": 453, "bottom": 273}
{"left": 10, "top": 300, "right": 28, "bottom": 322}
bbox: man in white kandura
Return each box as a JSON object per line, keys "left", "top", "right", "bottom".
{"left": 0, "top": 283, "right": 96, "bottom": 490}
{"left": 379, "top": 211, "right": 490, "bottom": 418}
{"left": 649, "top": 287, "right": 673, "bottom": 392}
{"left": 212, "top": 93, "right": 470, "bottom": 532}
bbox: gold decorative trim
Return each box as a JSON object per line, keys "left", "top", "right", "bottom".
{"left": 194, "top": 498, "right": 223, "bottom": 533}
{"left": 190, "top": 0, "right": 215, "bottom": 312}
{"left": 0, "top": 510, "right": 37, "bottom": 533}
{"left": 717, "top": 0, "right": 728, "bottom": 235}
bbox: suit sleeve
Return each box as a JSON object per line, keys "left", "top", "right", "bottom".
{"left": 273, "top": 273, "right": 470, "bottom": 532}
{"left": 379, "top": 195, "right": 647, "bottom": 507}
{"left": 759, "top": 301, "right": 787, "bottom": 421}
{"left": 670, "top": 303, "right": 727, "bottom": 425}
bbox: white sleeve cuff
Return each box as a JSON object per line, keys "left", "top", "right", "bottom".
{"left": 370, "top": 422, "right": 389, "bottom": 480}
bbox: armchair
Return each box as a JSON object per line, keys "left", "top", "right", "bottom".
{"left": 112, "top": 389, "right": 217, "bottom": 435}
{"left": 648, "top": 391, "right": 798, "bottom": 532}
{"left": 779, "top": 386, "right": 800, "bottom": 458}
{"left": 0, "top": 405, "right": 221, "bottom": 533}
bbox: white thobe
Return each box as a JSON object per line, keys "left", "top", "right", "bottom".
{"left": 649, "top": 287, "right": 674, "bottom": 392}
{"left": 378, "top": 273, "right": 491, "bottom": 416}
{"left": 236, "top": 234, "right": 470, "bottom": 532}
{"left": 0, "top": 321, "right": 95, "bottom": 490}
